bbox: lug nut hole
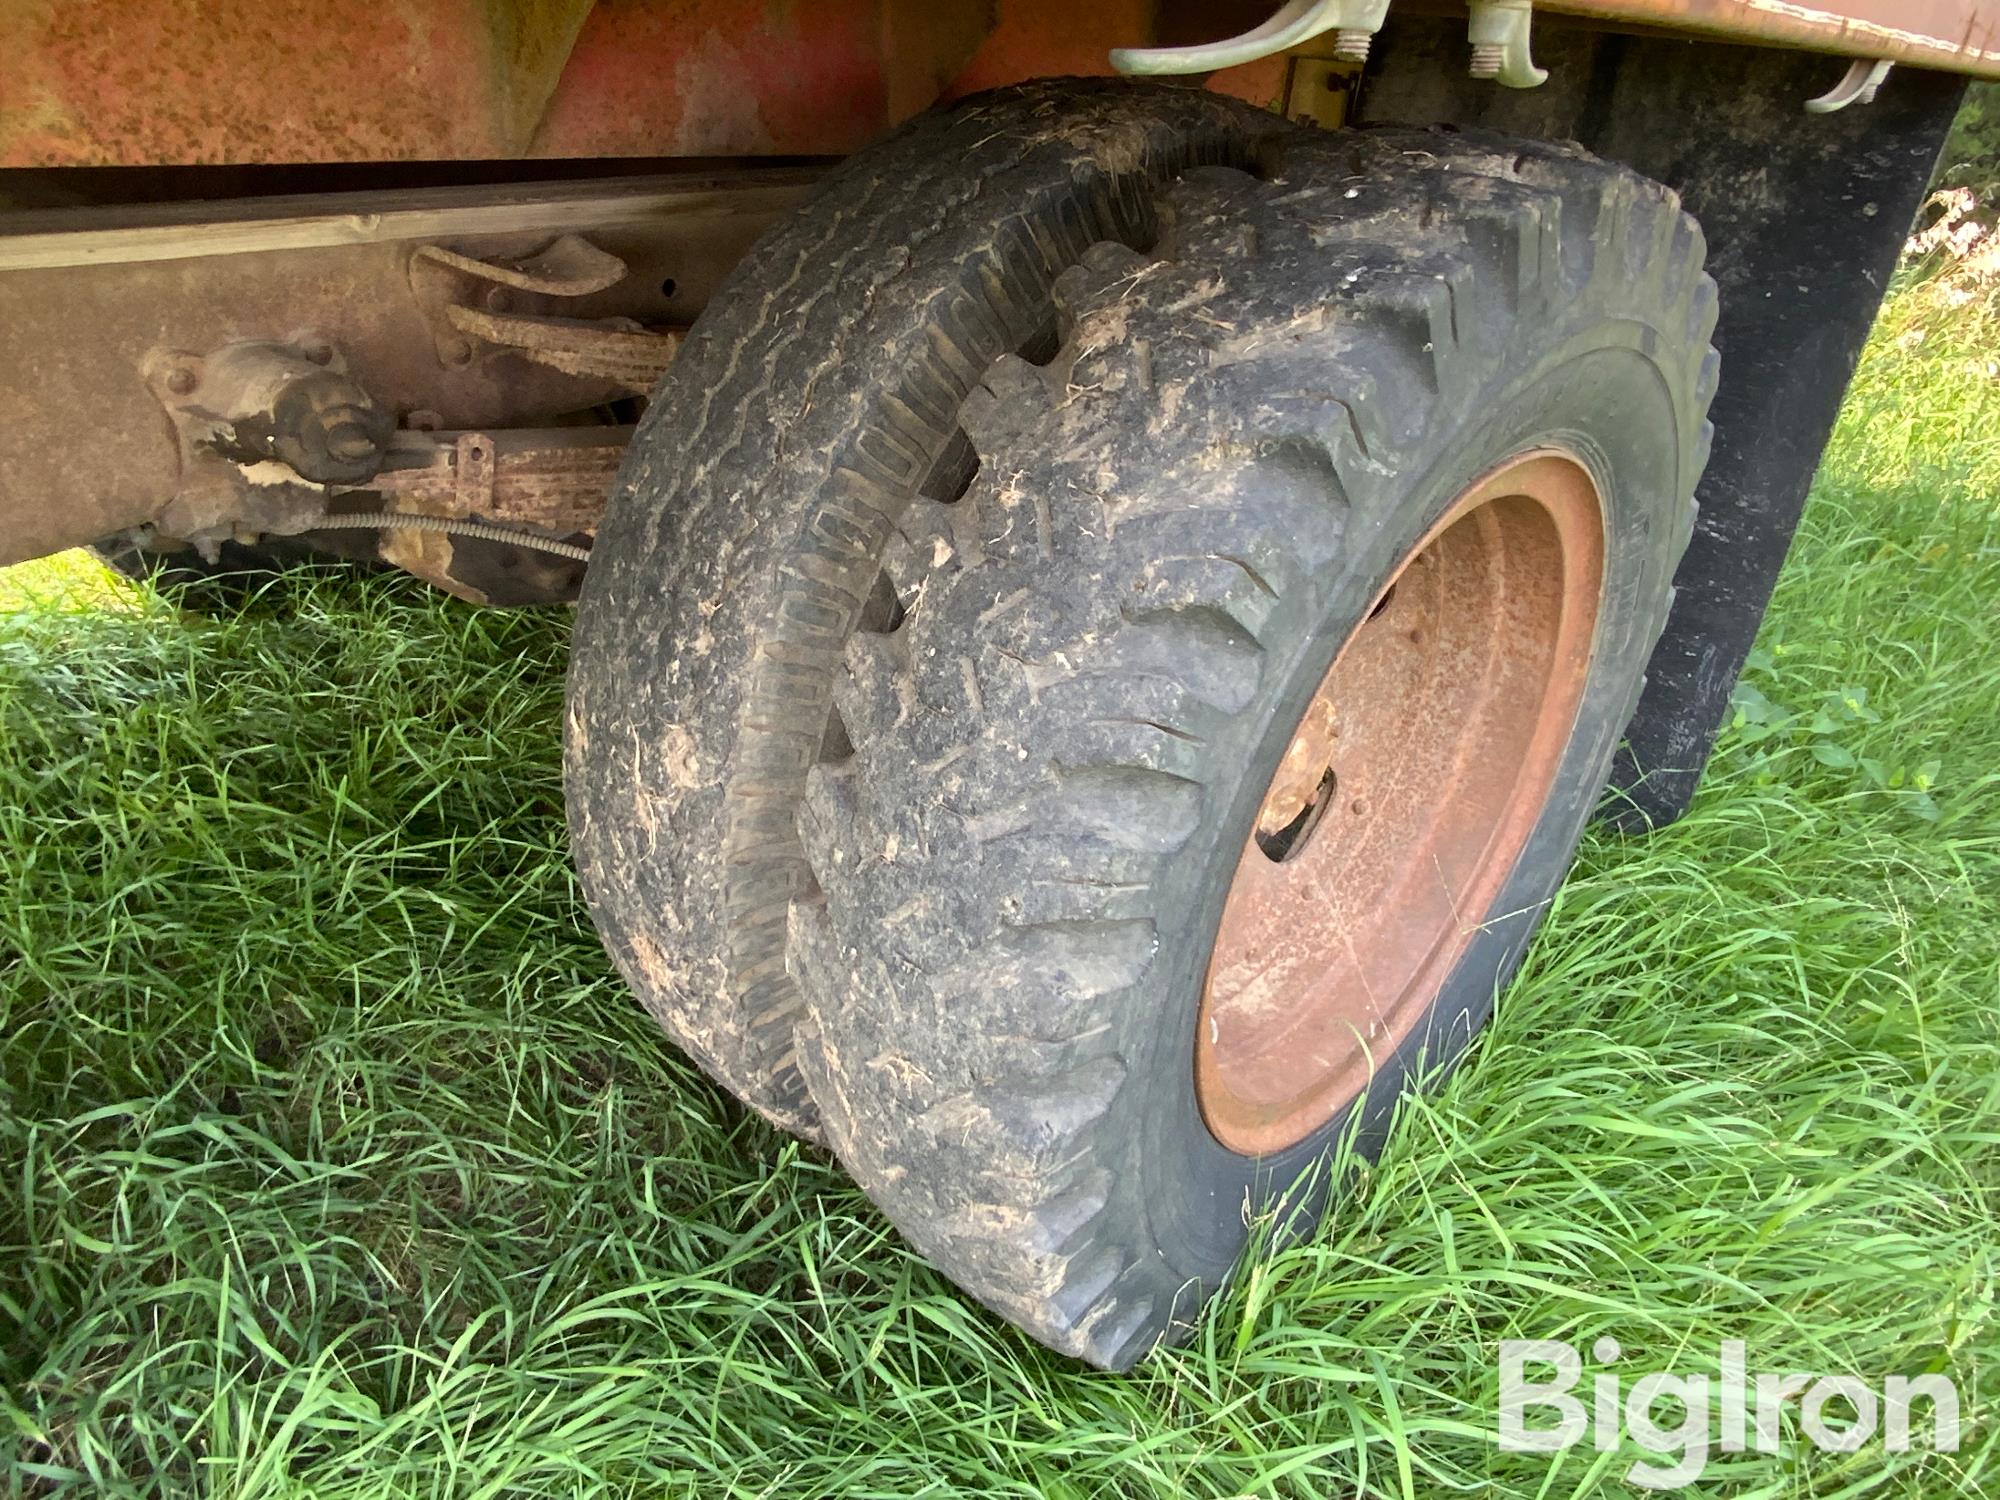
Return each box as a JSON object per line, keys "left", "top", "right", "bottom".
{"left": 1256, "top": 765, "right": 1338, "bottom": 864}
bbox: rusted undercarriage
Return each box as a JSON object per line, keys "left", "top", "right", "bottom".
{"left": 2, "top": 1, "right": 1996, "bottom": 607}
{"left": 0, "top": 171, "right": 809, "bottom": 601}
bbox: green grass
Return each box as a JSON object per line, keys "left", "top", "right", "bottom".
{"left": 3, "top": 278, "right": 1997, "bottom": 1497}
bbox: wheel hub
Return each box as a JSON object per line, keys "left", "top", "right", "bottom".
{"left": 1198, "top": 450, "right": 1607, "bottom": 1156}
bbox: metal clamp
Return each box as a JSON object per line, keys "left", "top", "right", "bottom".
{"left": 1806, "top": 58, "right": 1893, "bottom": 114}
{"left": 1467, "top": 0, "right": 1548, "bottom": 88}
{"left": 1110, "top": 0, "right": 1392, "bottom": 74}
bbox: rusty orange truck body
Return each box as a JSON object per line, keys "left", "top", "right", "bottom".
{"left": 3, "top": 3, "right": 1996, "bottom": 171}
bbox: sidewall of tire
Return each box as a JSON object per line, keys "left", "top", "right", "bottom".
{"left": 1132, "top": 323, "right": 1697, "bottom": 1291}
{"left": 564, "top": 85, "right": 1283, "bottom": 1135}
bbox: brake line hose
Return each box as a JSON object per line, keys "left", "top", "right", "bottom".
{"left": 307, "top": 511, "right": 593, "bottom": 563}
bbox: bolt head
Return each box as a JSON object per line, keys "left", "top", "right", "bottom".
{"left": 165, "top": 366, "right": 198, "bottom": 395}
{"left": 300, "top": 339, "right": 334, "bottom": 366}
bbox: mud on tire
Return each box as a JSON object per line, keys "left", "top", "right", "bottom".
{"left": 784, "top": 113, "right": 1717, "bottom": 1364}
{"left": 566, "top": 83, "right": 1292, "bottom": 1138}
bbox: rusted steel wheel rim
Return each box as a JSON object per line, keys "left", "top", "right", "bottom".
{"left": 1198, "top": 449, "right": 1607, "bottom": 1156}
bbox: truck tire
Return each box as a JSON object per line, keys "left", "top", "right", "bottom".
{"left": 566, "top": 83, "right": 1289, "bottom": 1137}
{"left": 787, "top": 119, "right": 1717, "bottom": 1363}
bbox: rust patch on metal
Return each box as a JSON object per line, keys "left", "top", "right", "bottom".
{"left": 363, "top": 427, "right": 627, "bottom": 533}
{"left": 442, "top": 307, "right": 682, "bottom": 392}
{"left": 363, "top": 428, "right": 611, "bottom": 602}
{"left": 1198, "top": 450, "right": 1607, "bottom": 1157}
{"left": 0, "top": 0, "right": 595, "bottom": 167}
{"left": 414, "top": 234, "right": 630, "bottom": 297}
{"left": 0, "top": 171, "right": 800, "bottom": 566}
{"left": 5, "top": 0, "right": 1996, "bottom": 172}
{"left": 946, "top": 0, "right": 1155, "bottom": 97}
{"left": 1, "top": 0, "right": 922, "bottom": 167}
{"left": 411, "top": 232, "right": 682, "bottom": 390}
{"left": 527, "top": 0, "right": 894, "bottom": 158}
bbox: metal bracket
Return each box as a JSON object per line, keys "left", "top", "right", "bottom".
{"left": 143, "top": 331, "right": 393, "bottom": 547}
{"left": 1806, "top": 58, "right": 1893, "bottom": 114}
{"left": 358, "top": 427, "right": 629, "bottom": 533}
{"left": 1110, "top": 0, "right": 1391, "bottom": 75}
{"left": 1467, "top": 0, "right": 1547, "bottom": 88}
{"left": 440, "top": 305, "right": 681, "bottom": 393}
{"left": 408, "top": 232, "right": 677, "bottom": 390}
{"left": 414, "top": 234, "right": 629, "bottom": 300}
